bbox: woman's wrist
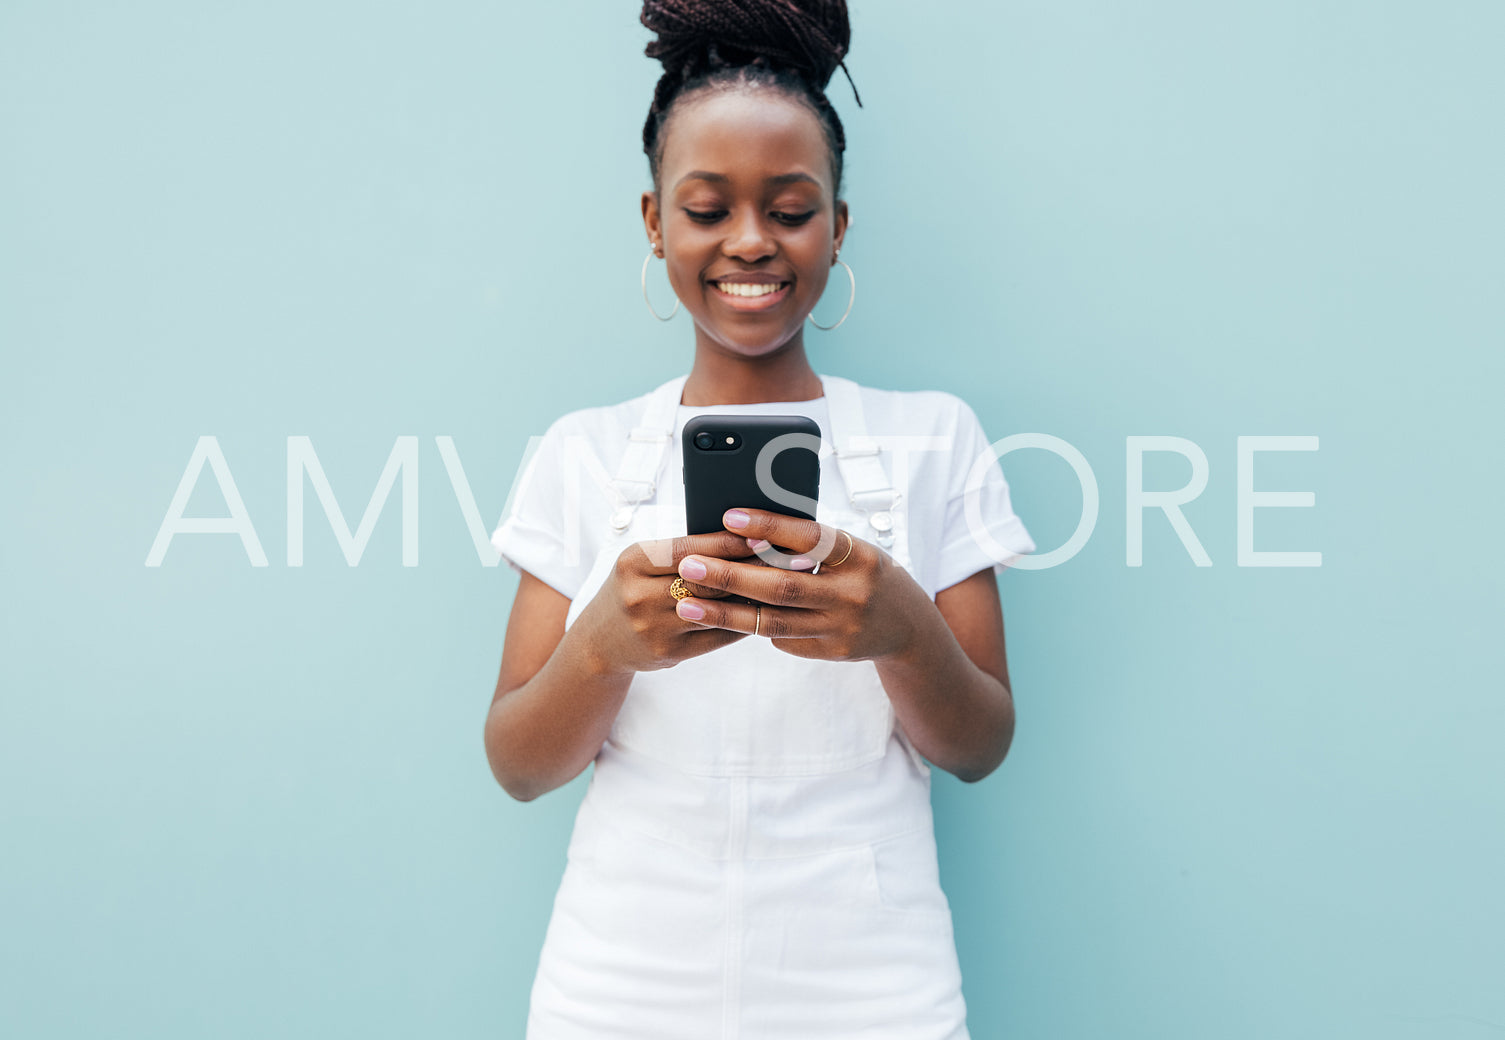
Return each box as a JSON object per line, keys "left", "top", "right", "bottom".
{"left": 565, "top": 605, "right": 638, "bottom": 681}
{"left": 869, "top": 560, "right": 932, "bottom": 666}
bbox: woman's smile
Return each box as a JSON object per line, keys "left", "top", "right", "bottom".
{"left": 709, "top": 278, "right": 792, "bottom": 310}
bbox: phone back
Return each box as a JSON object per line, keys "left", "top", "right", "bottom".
{"left": 682, "top": 414, "right": 822, "bottom": 536}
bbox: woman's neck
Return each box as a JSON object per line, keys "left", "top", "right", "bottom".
{"left": 680, "top": 337, "right": 824, "bottom": 406}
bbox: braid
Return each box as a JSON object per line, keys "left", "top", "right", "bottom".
{"left": 640, "top": 0, "right": 861, "bottom": 198}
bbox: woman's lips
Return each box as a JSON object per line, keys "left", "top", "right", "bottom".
{"left": 709, "top": 280, "right": 792, "bottom": 311}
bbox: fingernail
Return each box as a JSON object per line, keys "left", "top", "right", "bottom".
{"left": 790, "top": 557, "right": 815, "bottom": 571}
{"left": 724, "top": 509, "right": 750, "bottom": 529}
{"left": 747, "top": 538, "right": 770, "bottom": 551}
{"left": 677, "top": 600, "right": 704, "bottom": 620}
{"left": 680, "top": 557, "right": 707, "bottom": 580}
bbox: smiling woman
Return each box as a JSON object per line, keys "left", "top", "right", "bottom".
{"left": 482, "top": 1, "right": 1036, "bottom": 1037}
{"left": 644, "top": 88, "right": 849, "bottom": 366}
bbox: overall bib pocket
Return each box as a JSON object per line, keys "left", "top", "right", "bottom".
{"left": 603, "top": 503, "right": 899, "bottom": 778}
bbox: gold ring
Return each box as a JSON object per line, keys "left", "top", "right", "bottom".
{"left": 825, "top": 530, "right": 855, "bottom": 568}
{"left": 668, "top": 576, "right": 692, "bottom": 600}
{"left": 754, "top": 604, "right": 762, "bottom": 636}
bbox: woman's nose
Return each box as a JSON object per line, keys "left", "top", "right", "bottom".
{"left": 722, "top": 210, "right": 776, "bottom": 261}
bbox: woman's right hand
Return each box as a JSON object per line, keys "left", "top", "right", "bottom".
{"left": 573, "top": 530, "right": 762, "bottom": 675}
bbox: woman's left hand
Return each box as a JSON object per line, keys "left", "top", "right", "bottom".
{"left": 671, "top": 507, "right": 928, "bottom": 663}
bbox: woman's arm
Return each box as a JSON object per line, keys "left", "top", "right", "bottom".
{"left": 484, "top": 531, "right": 756, "bottom": 802}
{"left": 483, "top": 572, "right": 634, "bottom": 802}
{"left": 873, "top": 567, "right": 1015, "bottom": 783}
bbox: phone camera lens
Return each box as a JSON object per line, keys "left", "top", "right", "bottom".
{"left": 694, "top": 432, "right": 715, "bottom": 451}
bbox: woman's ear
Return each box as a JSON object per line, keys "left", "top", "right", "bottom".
{"left": 642, "top": 191, "right": 662, "bottom": 253}
{"left": 832, "top": 199, "right": 850, "bottom": 259}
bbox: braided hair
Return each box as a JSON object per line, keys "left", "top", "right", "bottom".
{"left": 641, "top": 0, "right": 863, "bottom": 200}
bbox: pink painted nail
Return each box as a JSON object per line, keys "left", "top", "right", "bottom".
{"left": 724, "top": 509, "right": 750, "bottom": 529}
{"left": 677, "top": 600, "right": 704, "bottom": 620}
{"left": 680, "top": 557, "right": 707, "bottom": 580}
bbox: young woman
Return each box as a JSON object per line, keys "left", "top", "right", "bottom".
{"left": 485, "top": 2, "right": 1035, "bottom": 1036}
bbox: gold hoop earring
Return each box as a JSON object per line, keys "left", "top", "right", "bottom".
{"left": 642, "top": 247, "right": 680, "bottom": 321}
{"left": 807, "top": 259, "right": 855, "bottom": 331}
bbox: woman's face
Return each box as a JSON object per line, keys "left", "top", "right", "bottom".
{"left": 643, "top": 89, "right": 849, "bottom": 359}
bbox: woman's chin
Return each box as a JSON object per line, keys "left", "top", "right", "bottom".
{"left": 702, "top": 325, "right": 803, "bottom": 359}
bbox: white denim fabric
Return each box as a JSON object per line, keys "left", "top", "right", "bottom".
{"left": 491, "top": 373, "right": 1035, "bottom": 1039}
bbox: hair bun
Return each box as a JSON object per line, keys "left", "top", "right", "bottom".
{"left": 641, "top": 0, "right": 853, "bottom": 97}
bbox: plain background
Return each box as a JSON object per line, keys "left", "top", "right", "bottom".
{"left": 3, "top": 2, "right": 1501, "bottom": 1037}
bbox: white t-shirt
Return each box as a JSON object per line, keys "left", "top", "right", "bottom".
{"left": 491, "top": 379, "right": 1035, "bottom": 603}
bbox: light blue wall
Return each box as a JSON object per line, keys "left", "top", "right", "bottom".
{"left": 3, "top": 2, "right": 1499, "bottom": 1037}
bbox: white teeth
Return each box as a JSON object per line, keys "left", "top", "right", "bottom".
{"left": 715, "top": 281, "right": 785, "bottom": 297}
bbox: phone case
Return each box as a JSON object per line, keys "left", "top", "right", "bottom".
{"left": 682, "top": 414, "right": 822, "bottom": 537}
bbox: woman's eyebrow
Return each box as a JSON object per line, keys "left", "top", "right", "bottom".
{"left": 673, "top": 170, "right": 821, "bottom": 190}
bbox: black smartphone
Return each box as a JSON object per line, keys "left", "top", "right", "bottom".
{"left": 682, "top": 415, "right": 821, "bottom": 545}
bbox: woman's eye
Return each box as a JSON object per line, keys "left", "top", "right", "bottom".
{"left": 682, "top": 209, "right": 816, "bottom": 225}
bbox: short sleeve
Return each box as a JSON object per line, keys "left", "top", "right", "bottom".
{"left": 490, "top": 417, "right": 595, "bottom": 600}
{"left": 932, "top": 398, "right": 1036, "bottom": 592}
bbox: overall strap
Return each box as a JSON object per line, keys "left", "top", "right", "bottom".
{"left": 607, "top": 373, "right": 688, "bottom": 532}
{"left": 819, "top": 372, "right": 925, "bottom": 776}
{"left": 818, "top": 373, "right": 900, "bottom": 550}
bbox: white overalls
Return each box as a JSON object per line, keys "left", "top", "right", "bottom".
{"left": 526, "top": 374, "right": 971, "bottom": 1040}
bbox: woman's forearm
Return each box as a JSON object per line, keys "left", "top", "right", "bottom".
{"left": 483, "top": 620, "right": 635, "bottom": 802}
{"left": 874, "top": 596, "right": 1015, "bottom": 783}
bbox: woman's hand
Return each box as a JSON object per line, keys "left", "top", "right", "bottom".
{"left": 571, "top": 528, "right": 765, "bottom": 676}
{"left": 671, "top": 507, "right": 929, "bottom": 663}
